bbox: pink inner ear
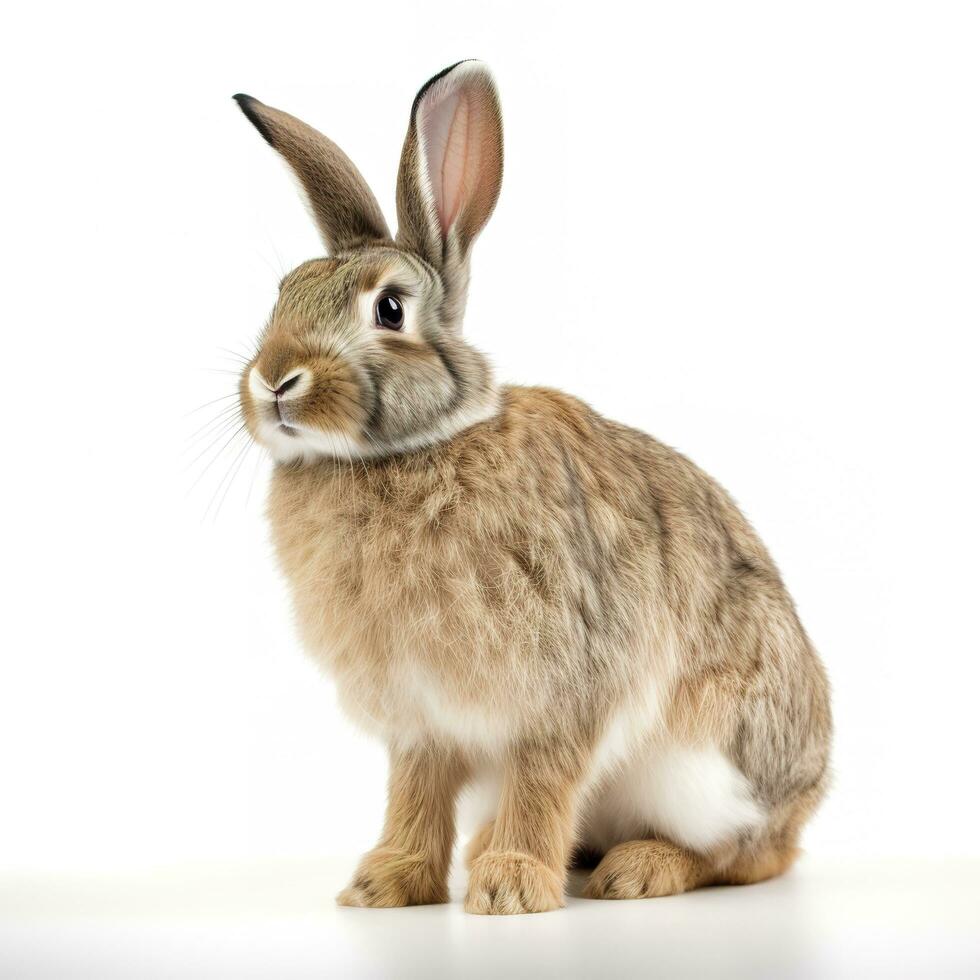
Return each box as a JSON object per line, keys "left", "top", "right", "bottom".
{"left": 422, "top": 90, "right": 477, "bottom": 237}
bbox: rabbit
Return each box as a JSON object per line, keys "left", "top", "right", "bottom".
{"left": 231, "top": 60, "right": 831, "bottom": 915}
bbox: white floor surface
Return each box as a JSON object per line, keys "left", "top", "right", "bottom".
{"left": 1, "top": 855, "right": 977, "bottom": 979}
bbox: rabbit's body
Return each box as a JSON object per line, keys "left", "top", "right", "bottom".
{"left": 269, "top": 385, "right": 830, "bottom": 890}
{"left": 234, "top": 62, "right": 831, "bottom": 913}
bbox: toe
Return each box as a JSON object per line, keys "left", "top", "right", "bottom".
{"left": 465, "top": 850, "right": 564, "bottom": 915}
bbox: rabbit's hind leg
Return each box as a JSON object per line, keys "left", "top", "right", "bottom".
{"left": 583, "top": 838, "right": 710, "bottom": 899}
{"left": 583, "top": 798, "right": 813, "bottom": 900}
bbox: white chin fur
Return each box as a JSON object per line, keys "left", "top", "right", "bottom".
{"left": 256, "top": 420, "right": 369, "bottom": 464}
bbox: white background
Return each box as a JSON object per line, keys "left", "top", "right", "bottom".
{"left": 2, "top": 1, "right": 979, "bottom": 975}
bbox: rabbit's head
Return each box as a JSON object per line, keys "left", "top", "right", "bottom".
{"left": 235, "top": 62, "right": 504, "bottom": 463}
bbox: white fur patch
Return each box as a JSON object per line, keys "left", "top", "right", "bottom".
{"left": 584, "top": 676, "right": 666, "bottom": 791}
{"left": 581, "top": 741, "right": 766, "bottom": 854}
{"left": 392, "top": 663, "right": 513, "bottom": 753}
{"left": 255, "top": 418, "right": 364, "bottom": 464}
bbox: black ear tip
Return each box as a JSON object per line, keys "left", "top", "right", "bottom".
{"left": 410, "top": 60, "right": 487, "bottom": 122}
{"left": 232, "top": 93, "right": 275, "bottom": 146}
{"left": 411, "top": 61, "right": 465, "bottom": 121}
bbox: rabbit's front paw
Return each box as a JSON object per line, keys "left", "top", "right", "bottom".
{"left": 464, "top": 850, "right": 564, "bottom": 915}
{"left": 337, "top": 847, "right": 448, "bottom": 908}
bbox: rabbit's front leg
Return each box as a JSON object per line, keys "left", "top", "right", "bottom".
{"left": 337, "top": 741, "right": 467, "bottom": 908}
{"left": 465, "top": 740, "right": 586, "bottom": 915}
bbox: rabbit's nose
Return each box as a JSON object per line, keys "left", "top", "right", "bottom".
{"left": 274, "top": 372, "right": 304, "bottom": 398}
{"left": 248, "top": 366, "right": 310, "bottom": 403}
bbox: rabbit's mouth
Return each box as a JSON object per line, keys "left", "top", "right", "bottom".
{"left": 241, "top": 357, "right": 378, "bottom": 463}
{"left": 273, "top": 403, "right": 304, "bottom": 438}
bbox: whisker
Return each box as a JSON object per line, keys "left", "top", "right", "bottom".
{"left": 341, "top": 432, "right": 359, "bottom": 500}
{"left": 184, "top": 408, "right": 244, "bottom": 463}
{"left": 185, "top": 402, "right": 243, "bottom": 446}
{"left": 218, "top": 347, "right": 252, "bottom": 365}
{"left": 267, "top": 237, "right": 288, "bottom": 280}
{"left": 184, "top": 392, "right": 239, "bottom": 418}
{"left": 183, "top": 416, "right": 243, "bottom": 460}
{"left": 205, "top": 436, "right": 254, "bottom": 523}
{"left": 186, "top": 422, "right": 248, "bottom": 488}
{"left": 244, "top": 445, "right": 267, "bottom": 508}
{"left": 357, "top": 425, "right": 388, "bottom": 459}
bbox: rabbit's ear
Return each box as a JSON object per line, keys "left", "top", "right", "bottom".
{"left": 396, "top": 62, "right": 503, "bottom": 272}
{"left": 234, "top": 94, "right": 392, "bottom": 253}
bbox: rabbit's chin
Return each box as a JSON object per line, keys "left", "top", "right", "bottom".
{"left": 254, "top": 418, "right": 370, "bottom": 464}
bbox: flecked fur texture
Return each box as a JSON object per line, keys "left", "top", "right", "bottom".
{"left": 233, "top": 61, "right": 832, "bottom": 915}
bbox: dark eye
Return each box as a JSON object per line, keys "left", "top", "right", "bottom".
{"left": 375, "top": 294, "right": 404, "bottom": 330}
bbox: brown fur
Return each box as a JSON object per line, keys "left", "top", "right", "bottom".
{"left": 232, "top": 63, "right": 832, "bottom": 915}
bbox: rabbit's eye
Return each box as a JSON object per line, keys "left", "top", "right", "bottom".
{"left": 375, "top": 294, "right": 404, "bottom": 330}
